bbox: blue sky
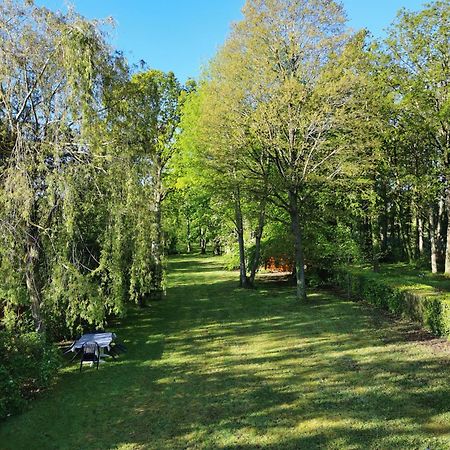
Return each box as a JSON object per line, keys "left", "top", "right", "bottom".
{"left": 35, "top": 0, "right": 425, "bottom": 83}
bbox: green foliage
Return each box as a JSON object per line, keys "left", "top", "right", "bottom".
{"left": 0, "top": 331, "right": 61, "bottom": 420}
{"left": 106, "top": 68, "right": 181, "bottom": 301}
{"left": 259, "top": 222, "right": 294, "bottom": 265}
{"left": 221, "top": 245, "right": 241, "bottom": 270}
{"left": 169, "top": 84, "right": 235, "bottom": 256}
{"left": 0, "top": 1, "right": 180, "bottom": 335}
{"left": 0, "top": 0, "right": 128, "bottom": 335}
{"left": 333, "top": 267, "right": 450, "bottom": 337}
{"left": 174, "top": 0, "right": 387, "bottom": 298}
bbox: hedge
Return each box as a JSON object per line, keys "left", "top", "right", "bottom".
{"left": 332, "top": 269, "right": 450, "bottom": 339}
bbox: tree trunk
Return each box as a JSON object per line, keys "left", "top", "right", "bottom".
{"left": 289, "top": 190, "right": 306, "bottom": 301}
{"left": 436, "top": 196, "right": 445, "bottom": 269}
{"left": 199, "top": 228, "right": 206, "bottom": 254}
{"left": 186, "top": 218, "right": 191, "bottom": 253}
{"left": 25, "top": 224, "right": 45, "bottom": 333}
{"left": 249, "top": 198, "right": 266, "bottom": 286}
{"left": 389, "top": 203, "right": 396, "bottom": 257}
{"left": 151, "top": 158, "right": 164, "bottom": 300}
{"left": 380, "top": 182, "right": 389, "bottom": 255}
{"left": 417, "top": 215, "right": 424, "bottom": 257}
{"left": 430, "top": 206, "right": 438, "bottom": 273}
{"left": 234, "top": 187, "right": 249, "bottom": 288}
{"left": 444, "top": 191, "right": 450, "bottom": 274}
{"left": 213, "top": 238, "right": 221, "bottom": 255}
{"left": 371, "top": 215, "right": 381, "bottom": 273}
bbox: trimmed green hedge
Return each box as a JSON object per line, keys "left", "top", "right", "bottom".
{"left": 333, "top": 269, "right": 450, "bottom": 338}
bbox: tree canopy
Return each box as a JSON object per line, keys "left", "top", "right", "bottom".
{"left": 0, "top": 0, "right": 449, "bottom": 330}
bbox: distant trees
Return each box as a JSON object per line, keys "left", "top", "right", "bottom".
{"left": 381, "top": 1, "right": 449, "bottom": 273}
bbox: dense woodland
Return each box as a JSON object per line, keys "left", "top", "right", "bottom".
{"left": 0, "top": 0, "right": 449, "bottom": 418}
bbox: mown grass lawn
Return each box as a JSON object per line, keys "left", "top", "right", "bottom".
{"left": 1, "top": 255, "right": 450, "bottom": 449}
{"left": 351, "top": 262, "right": 450, "bottom": 300}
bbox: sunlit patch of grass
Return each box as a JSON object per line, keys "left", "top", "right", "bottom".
{"left": 353, "top": 262, "right": 450, "bottom": 301}
{"left": 0, "top": 254, "right": 450, "bottom": 449}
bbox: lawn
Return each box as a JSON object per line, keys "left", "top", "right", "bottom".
{"left": 351, "top": 263, "right": 450, "bottom": 299}
{"left": 1, "top": 255, "right": 450, "bottom": 449}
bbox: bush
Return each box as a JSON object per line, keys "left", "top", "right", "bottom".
{"left": 0, "top": 331, "right": 61, "bottom": 420}
{"left": 333, "top": 269, "right": 450, "bottom": 338}
{"left": 222, "top": 248, "right": 241, "bottom": 271}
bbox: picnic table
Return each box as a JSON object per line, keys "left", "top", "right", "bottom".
{"left": 69, "top": 332, "right": 116, "bottom": 352}
{"left": 65, "top": 332, "right": 126, "bottom": 369}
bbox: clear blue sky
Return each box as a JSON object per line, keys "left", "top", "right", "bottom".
{"left": 35, "top": 0, "right": 426, "bottom": 83}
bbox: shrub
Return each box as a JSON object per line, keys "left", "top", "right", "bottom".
{"left": 222, "top": 248, "right": 241, "bottom": 271}
{"left": 0, "top": 331, "right": 61, "bottom": 420}
{"left": 333, "top": 269, "right": 450, "bottom": 339}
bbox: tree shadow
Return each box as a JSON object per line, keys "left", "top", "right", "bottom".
{"left": 1, "top": 256, "right": 450, "bottom": 450}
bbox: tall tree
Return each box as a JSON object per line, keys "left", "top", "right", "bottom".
{"left": 383, "top": 1, "right": 449, "bottom": 272}
{"left": 0, "top": 1, "right": 122, "bottom": 333}
{"left": 208, "top": 0, "right": 380, "bottom": 300}
{"left": 111, "top": 69, "right": 181, "bottom": 300}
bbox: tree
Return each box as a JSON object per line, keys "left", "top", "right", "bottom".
{"left": 0, "top": 0, "right": 122, "bottom": 334}
{"left": 176, "top": 73, "right": 273, "bottom": 287}
{"left": 383, "top": 1, "right": 450, "bottom": 272}
{"left": 206, "top": 0, "right": 380, "bottom": 300}
{"left": 109, "top": 69, "right": 181, "bottom": 300}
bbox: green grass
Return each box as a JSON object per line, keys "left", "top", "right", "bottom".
{"left": 1, "top": 255, "right": 450, "bottom": 449}
{"left": 352, "top": 263, "right": 450, "bottom": 299}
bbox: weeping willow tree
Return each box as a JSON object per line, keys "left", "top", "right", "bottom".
{"left": 0, "top": 1, "right": 138, "bottom": 336}
{"left": 104, "top": 69, "right": 181, "bottom": 303}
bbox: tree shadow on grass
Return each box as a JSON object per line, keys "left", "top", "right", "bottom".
{"left": 1, "top": 257, "right": 450, "bottom": 450}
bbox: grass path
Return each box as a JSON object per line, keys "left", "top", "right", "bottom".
{"left": 1, "top": 255, "right": 450, "bottom": 449}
